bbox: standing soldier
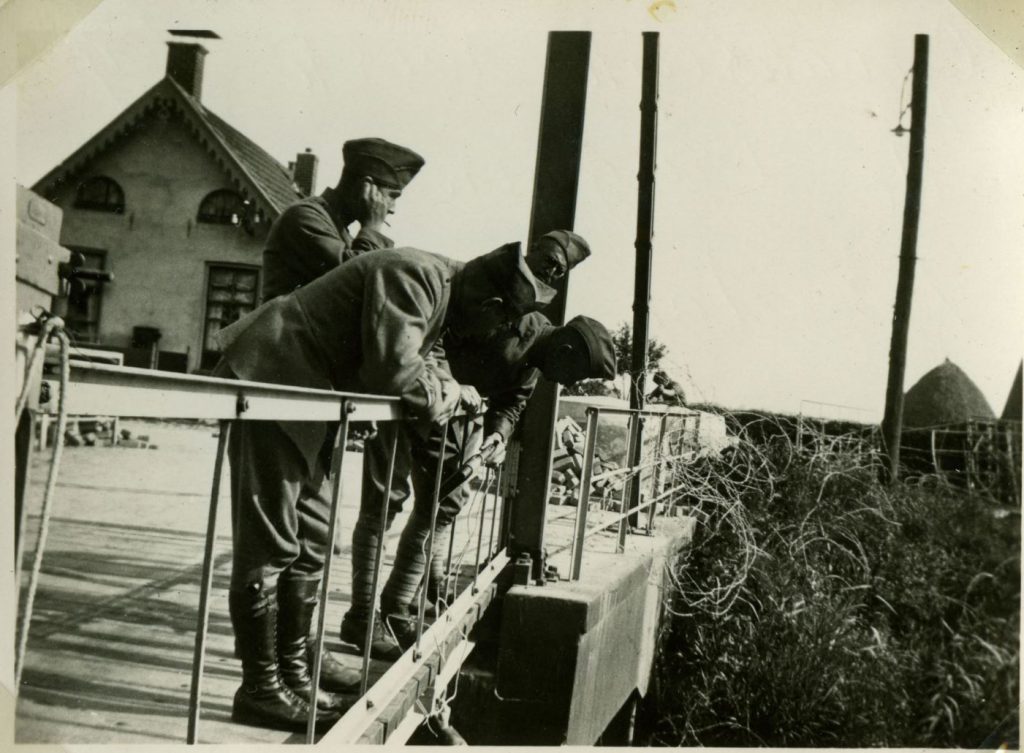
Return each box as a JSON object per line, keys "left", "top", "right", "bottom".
{"left": 262, "top": 137, "right": 425, "bottom": 300}
{"left": 250, "top": 138, "right": 424, "bottom": 710}
{"left": 214, "top": 242, "right": 553, "bottom": 731}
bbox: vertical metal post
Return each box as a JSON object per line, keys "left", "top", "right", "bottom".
{"left": 415, "top": 420, "right": 450, "bottom": 655}
{"left": 618, "top": 414, "right": 641, "bottom": 553}
{"left": 569, "top": 409, "right": 600, "bottom": 581}
{"left": 473, "top": 468, "right": 491, "bottom": 592}
{"left": 881, "top": 34, "right": 929, "bottom": 482}
{"left": 186, "top": 419, "right": 232, "bottom": 744}
{"left": 444, "top": 420, "right": 470, "bottom": 597}
{"left": 306, "top": 402, "right": 354, "bottom": 743}
{"left": 646, "top": 414, "right": 668, "bottom": 532}
{"left": 512, "top": 31, "right": 591, "bottom": 581}
{"left": 359, "top": 427, "right": 400, "bottom": 697}
{"left": 486, "top": 466, "right": 500, "bottom": 561}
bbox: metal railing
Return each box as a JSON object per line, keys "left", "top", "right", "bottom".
{"left": 20, "top": 361, "right": 512, "bottom": 744}
{"left": 555, "top": 399, "right": 702, "bottom": 581}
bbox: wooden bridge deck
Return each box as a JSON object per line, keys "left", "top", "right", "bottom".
{"left": 16, "top": 420, "right": 420, "bottom": 744}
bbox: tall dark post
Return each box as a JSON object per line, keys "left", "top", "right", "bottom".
{"left": 631, "top": 32, "right": 659, "bottom": 409}
{"left": 882, "top": 34, "right": 929, "bottom": 482}
{"left": 511, "top": 32, "right": 591, "bottom": 580}
{"left": 626, "top": 32, "right": 660, "bottom": 529}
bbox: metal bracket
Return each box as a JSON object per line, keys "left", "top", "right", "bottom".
{"left": 235, "top": 391, "right": 249, "bottom": 417}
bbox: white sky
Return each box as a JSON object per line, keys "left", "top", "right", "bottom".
{"left": 9, "top": 0, "right": 1024, "bottom": 420}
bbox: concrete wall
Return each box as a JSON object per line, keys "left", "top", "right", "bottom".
{"left": 48, "top": 109, "right": 269, "bottom": 371}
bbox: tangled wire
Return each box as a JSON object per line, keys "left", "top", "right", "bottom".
{"left": 644, "top": 411, "right": 1020, "bottom": 748}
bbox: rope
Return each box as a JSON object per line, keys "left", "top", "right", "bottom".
{"left": 16, "top": 326, "right": 71, "bottom": 689}
{"left": 14, "top": 312, "right": 62, "bottom": 419}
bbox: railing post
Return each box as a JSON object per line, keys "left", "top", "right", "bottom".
{"left": 415, "top": 420, "right": 450, "bottom": 655}
{"left": 618, "top": 414, "right": 642, "bottom": 553}
{"left": 646, "top": 414, "right": 669, "bottom": 533}
{"left": 186, "top": 419, "right": 232, "bottom": 744}
{"left": 486, "top": 465, "right": 500, "bottom": 561}
{"left": 306, "top": 401, "right": 354, "bottom": 743}
{"left": 569, "top": 408, "right": 600, "bottom": 581}
{"left": 360, "top": 426, "right": 401, "bottom": 697}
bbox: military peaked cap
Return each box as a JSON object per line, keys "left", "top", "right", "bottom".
{"left": 469, "top": 242, "right": 557, "bottom": 315}
{"left": 342, "top": 137, "right": 425, "bottom": 189}
{"left": 565, "top": 315, "right": 616, "bottom": 380}
{"left": 541, "top": 230, "right": 591, "bottom": 267}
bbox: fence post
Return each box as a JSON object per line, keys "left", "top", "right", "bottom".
{"left": 569, "top": 408, "right": 600, "bottom": 581}
{"left": 306, "top": 401, "right": 354, "bottom": 743}
{"left": 186, "top": 419, "right": 232, "bottom": 744}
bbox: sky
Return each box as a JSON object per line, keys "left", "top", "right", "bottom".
{"left": 8, "top": 0, "right": 1023, "bottom": 421}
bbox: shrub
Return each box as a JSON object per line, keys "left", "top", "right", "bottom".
{"left": 645, "top": 422, "right": 1020, "bottom": 747}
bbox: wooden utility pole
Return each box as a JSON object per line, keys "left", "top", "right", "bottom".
{"left": 881, "top": 34, "right": 929, "bottom": 482}
{"left": 630, "top": 32, "right": 659, "bottom": 412}
{"left": 625, "top": 32, "right": 660, "bottom": 530}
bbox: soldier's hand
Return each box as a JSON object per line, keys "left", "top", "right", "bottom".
{"left": 459, "top": 385, "right": 483, "bottom": 414}
{"left": 359, "top": 179, "right": 395, "bottom": 232}
{"left": 479, "top": 433, "right": 507, "bottom": 467}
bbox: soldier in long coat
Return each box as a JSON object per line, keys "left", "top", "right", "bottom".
{"left": 240, "top": 138, "right": 423, "bottom": 713}
{"left": 214, "top": 243, "right": 553, "bottom": 731}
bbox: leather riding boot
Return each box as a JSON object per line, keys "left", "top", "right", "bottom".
{"left": 277, "top": 578, "right": 358, "bottom": 710}
{"left": 229, "top": 582, "right": 341, "bottom": 731}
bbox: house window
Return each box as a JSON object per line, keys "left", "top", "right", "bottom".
{"left": 202, "top": 264, "right": 259, "bottom": 369}
{"left": 64, "top": 248, "right": 107, "bottom": 343}
{"left": 74, "top": 176, "right": 125, "bottom": 214}
{"left": 198, "top": 189, "right": 246, "bottom": 225}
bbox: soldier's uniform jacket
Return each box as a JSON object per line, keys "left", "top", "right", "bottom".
{"left": 217, "top": 248, "right": 460, "bottom": 475}
{"left": 446, "top": 312, "right": 554, "bottom": 441}
{"left": 261, "top": 187, "right": 392, "bottom": 301}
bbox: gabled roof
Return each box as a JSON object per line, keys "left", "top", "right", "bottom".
{"left": 32, "top": 77, "right": 303, "bottom": 218}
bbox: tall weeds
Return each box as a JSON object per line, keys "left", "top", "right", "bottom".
{"left": 647, "top": 419, "right": 1019, "bottom": 747}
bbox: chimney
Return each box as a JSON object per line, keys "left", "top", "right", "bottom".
{"left": 293, "top": 149, "right": 319, "bottom": 197}
{"left": 166, "top": 42, "right": 208, "bottom": 100}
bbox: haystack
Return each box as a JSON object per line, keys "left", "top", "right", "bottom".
{"left": 902, "top": 359, "right": 994, "bottom": 429}
{"left": 1000, "top": 361, "right": 1022, "bottom": 421}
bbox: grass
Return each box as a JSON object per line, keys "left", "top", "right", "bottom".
{"left": 643, "top": 421, "right": 1020, "bottom": 747}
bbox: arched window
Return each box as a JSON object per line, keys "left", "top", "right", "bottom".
{"left": 197, "top": 189, "right": 246, "bottom": 225}
{"left": 74, "top": 176, "right": 125, "bottom": 214}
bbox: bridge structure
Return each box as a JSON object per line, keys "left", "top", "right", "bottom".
{"left": 14, "top": 30, "right": 711, "bottom": 745}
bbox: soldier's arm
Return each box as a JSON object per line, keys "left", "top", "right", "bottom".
{"left": 359, "top": 265, "right": 457, "bottom": 422}
{"left": 277, "top": 203, "right": 348, "bottom": 280}
{"left": 347, "top": 226, "right": 394, "bottom": 260}
{"left": 483, "top": 366, "right": 540, "bottom": 441}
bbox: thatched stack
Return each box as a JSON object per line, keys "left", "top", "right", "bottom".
{"left": 1000, "top": 361, "right": 1022, "bottom": 422}
{"left": 902, "top": 359, "right": 995, "bottom": 429}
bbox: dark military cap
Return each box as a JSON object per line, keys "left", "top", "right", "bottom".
{"left": 342, "top": 137, "right": 425, "bottom": 189}
{"left": 469, "top": 242, "right": 557, "bottom": 315}
{"left": 565, "top": 315, "right": 616, "bottom": 380}
{"left": 541, "top": 230, "right": 591, "bottom": 267}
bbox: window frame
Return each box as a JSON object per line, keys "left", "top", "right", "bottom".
{"left": 197, "top": 189, "right": 246, "bottom": 226}
{"left": 200, "top": 262, "right": 261, "bottom": 370}
{"left": 63, "top": 246, "right": 108, "bottom": 344}
{"left": 73, "top": 176, "right": 126, "bottom": 214}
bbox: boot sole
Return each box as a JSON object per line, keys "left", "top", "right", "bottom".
{"left": 232, "top": 703, "right": 339, "bottom": 732}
